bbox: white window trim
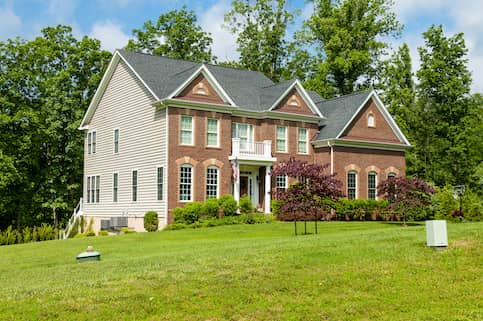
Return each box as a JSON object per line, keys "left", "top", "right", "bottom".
{"left": 206, "top": 166, "right": 219, "bottom": 199}
{"left": 179, "top": 164, "right": 193, "bottom": 202}
{"left": 180, "top": 115, "right": 194, "bottom": 146}
{"left": 297, "top": 128, "right": 309, "bottom": 154}
{"left": 276, "top": 175, "right": 288, "bottom": 191}
{"left": 206, "top": 118, "right": 220, "bottom": 147}
{"left": 347, "top": 171, "right": 357, "bottom": 199}
{"left": 368, "top": 171, "right": 377, "bottom": 200}
{"left": 86, "top": 174, "right": 100, "bottom": 204}
{"left": 113, "top": 128, "right": 119, "bottom": 154}
{"left": 367, "top": 113, "right": 376, "bottom": 128}
{"left": 112, "top": 171, "right": 119, "bottom": 203}
{"left": 156, "top": 166, "right": 164, "bottom": 201}
{"left": 87, "top": 130, "right": 97, "bottom": 155}
{"left": 131, "top": 169, "right": 138, "bottom": 203}
{"left": 276, "top": 125, "right": 288, "bottom": 153}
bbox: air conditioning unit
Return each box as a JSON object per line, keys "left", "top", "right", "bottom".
{"left": 110, "top": 216, "right": 128, "bottom": 229}
{"left": 100, "top": 220, "right": 110, "bottom": 230}
{"left": 426, "top": 220, "right": 448, "bottom": 248}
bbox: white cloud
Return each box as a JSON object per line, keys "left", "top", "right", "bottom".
{"left": 0, "top": 6, "right": 22, "bottom": 40}
{"left": 45, "top": 0, "right": 79, "bottom": 23}
{"left": 199, "top": 0, "right": 238, "bottom": 62}
{"left": 89, "top": 21, "right": 130, "bottom": 52}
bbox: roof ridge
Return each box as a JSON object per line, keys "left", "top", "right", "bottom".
{"left": 260, "top": 79, "right": 295, "bottom": 89}
{"left": 318, "top": 89, "right": 372, "bottom": 104}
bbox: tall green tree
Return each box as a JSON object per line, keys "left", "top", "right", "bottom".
{"left": 224, "top": 0, "right": 295, "bottom": 81}
{"left": 0, "top": 25, "right": 111, "bottom": 229}
{"left": 380, "top": 43, "right": 414, "bottom": 135}
{"left": 411, "top": 25, "right": 478, "bottom": 187}
{"left": 126, "top": 6, "right": 215, "bottom": 63}
{"left": 299, "top": 0, "right": 402, "bottom": 97}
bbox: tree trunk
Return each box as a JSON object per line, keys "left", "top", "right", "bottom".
{"left": 294, "top": 220, "right": 297, "bottom": 236}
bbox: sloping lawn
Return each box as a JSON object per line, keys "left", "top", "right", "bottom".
{"left": 0, "top": 222, "right": 481, "bottom": 321}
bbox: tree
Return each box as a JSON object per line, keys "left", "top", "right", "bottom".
{"left": 411, "top": 25, "right": 478, "bottom": 187}
{"left": 380, "top": 43, "right": 414, "bottom": 136}
{"left": 271, "top": 158, "right": 343, "bottom": 235}
{"left": 224, "top": 0, "right": 295, "bottom": 81}
{"left": 377, "top": 177, "right": 435, "bottom": 225}
{"left": 298, "top": 0, "right": 402, "bottom": 97}
{"left": 0, "top": 26, "right": 111, "bottom": 229}
{"left": 126, "top": 6, "right": 215, "bottom": 63}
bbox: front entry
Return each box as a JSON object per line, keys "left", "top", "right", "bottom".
{"left": 232, "top": 163, "right": 273, "bottom": 214}
{"left": 239, "top": 171, "right": 258, "bottom": 208}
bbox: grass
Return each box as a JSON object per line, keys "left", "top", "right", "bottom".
{"left": 0, "top": 221, "right": 481, "bottom": 321}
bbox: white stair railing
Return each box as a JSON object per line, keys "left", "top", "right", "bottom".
{"left": 63, "top": 198, "right": 83, "bottom": 239}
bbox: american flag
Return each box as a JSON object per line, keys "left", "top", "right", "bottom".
{"left": 232, "top": 159, "right": 238, "bottom": 182}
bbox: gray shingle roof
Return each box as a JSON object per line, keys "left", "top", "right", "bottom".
{"left": 315, "top": 90, "right": 372, "bottom": 140}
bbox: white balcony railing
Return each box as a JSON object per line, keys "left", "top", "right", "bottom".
{"left": 231, "top": 138, "right": 274, "bottom": 161}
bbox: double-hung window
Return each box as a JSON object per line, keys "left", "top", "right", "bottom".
{"left": 207, "top": 118, "right": 219, "bottom": 147}
{"left": 87, "top": 131, "right": 96, "bottom": 154}
{"left": 113, "top": 129, "right": 119, "bottom": 153}
{"left": 180, "top": 115, "right": 193, "bottom": 145}
{"left": 132, "top": 170, "right": 138, "bottom": 202}
{"left": 298, "top": 128, "right": 308, "bottom": 154}
{"left": 206, "top": 166, "right": 218, "bottom": 199}
{"left": 276, "top": 175, "right": 287, "bottom": 192}
{"left": 86, "top": 175, "right": 100, "bottom": 203}
{"left": 113, "top": 173, "right": 118, "bottom": 202}
{"left": 347, "top": 171, "right": 357, "bottom": 199}
{"left": 276, "top": 126, "right": 287, "bottom": 152}
{"left": 368, "top": 171, "right": 377, "bottom": 200}
{"left": 179, "top": 165, "right": 192, "bottom": 201}
{"left": 157, "top": 167, "right": 163, "bottom": 201}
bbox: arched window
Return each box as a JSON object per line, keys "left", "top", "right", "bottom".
{"left": 347, "top": 171, "right": 357, "bottom": 199}
{"left": 179, "top": 164, "right": 193, "bottom": 201}
{"left": 368, "top": 171, "right": 377, "bottom": 200}
{"left": 367, "top": 113, "right": 375, "bottom": 127}
{"left": 206, "top": 166, "right": 219, "bottom": 199}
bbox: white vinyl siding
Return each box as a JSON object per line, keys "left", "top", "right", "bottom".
{"left": 180, "top": 115, "right": 193, "bottom": 145}
{"left": 298, "top": 128, "right": 308, "bottom": 154}
{"left": 207, "top": 118, "right": 219, "bottom": 147}
{"left": 82, "top": 59, "right": 168, "bottom": 225}
{"left": 276, "top": 126, "right": 287, "bottom": 152}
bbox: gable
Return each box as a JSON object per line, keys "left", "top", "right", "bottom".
{"left": 174, "top": 74, "right": 228, "bottom": 105}
{"left": 272, "top": 88, "right": 317, "bottom": 116}
{"left": 340, "top": 98, "right": 403, "bottom": 144}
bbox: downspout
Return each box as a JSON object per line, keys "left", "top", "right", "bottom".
{"left": 328, "top": 141, "right": 334, "bottom": 175}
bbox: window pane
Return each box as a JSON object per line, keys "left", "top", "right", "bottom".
{"left": 206, "top": 167, "right": 218, "bottom": 199}
{"left": 132, "top": 170, "right": 138, "bottom": 202}
{"left": 368, "top": 172, "right": 376, "bottom": 200}
{"left": 87, "top": 133, "right": 92, "bottom": 155}
{"left": 113, "top": 173, "right": 118, "bottom": 202}
{"left": 207, "top": 118, "right": 218, "bottom": 147}
{"left": 347, "top": 171, "right": 356, "bottom": 200}
{"left": 87, "top": 176, "right": 91, "bottom": 203}
{"left": 157, "top": 167, "right": 163, "bottom": 201}
{"left": 114, "top": 129, "right": 119, "bottom": 153}
{"left": 276, "top": 175, "right": 287, "bottom": 192}
{"left": 180, "top": 116, "right": 193, "bottom": 145}
{"left": 95, "top": 176, "right": 100, "bottom": 203}
{"left": 92, "top": 132, "right": 96, "bottom": 154}
{"left": 276, "top": 126, "right": 286, "bottom": 152}
{"left": 298, "top": 128, "right": 307, "bottom": 153}
{"left": 179, "top": 165, "right": 192, "bottom": 201}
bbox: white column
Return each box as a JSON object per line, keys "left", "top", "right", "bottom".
{"left": 264, "top": 165, "right": 271, "bottom": 214}
{"left": 234, "top": 161, "right": 240, "bottom": 203}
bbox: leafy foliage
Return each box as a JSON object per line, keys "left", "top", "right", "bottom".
{"left": 126, "top": 6, "right": 215, "bottom": 63}
{"left": 299, "top": 0, "right": 402, "bottom": 96}
{"left": 271, "top": 158, "right": 343, "bottom": 222}
{"left": 218, "top": 194, "right": 238, "bottom": 216}
{"left": 144, "top": 211, "right": 159, "bottom": 232}
{"left": 377, "top": 176, "right": 435, "bottom": 223}
{"left": 201, "top": 198, "right": 220, "bottom": 218}
{"left": 239, "top": 196, "right": 254, "bottom": 214}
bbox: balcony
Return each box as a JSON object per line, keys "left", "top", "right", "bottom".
{"left": 229, "top": 138, "right": 277, "bottom": 163}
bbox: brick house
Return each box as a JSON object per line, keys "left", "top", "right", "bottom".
{"left": 77, "top": 50, "right": 410, "bottom": 232}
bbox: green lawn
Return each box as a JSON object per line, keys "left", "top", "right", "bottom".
{"left": 0, "top": 222, "right": 481, "bottom": 321}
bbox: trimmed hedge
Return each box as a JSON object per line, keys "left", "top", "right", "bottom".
{"left": 144, "top": 211, "right": 159, "bottom": 232}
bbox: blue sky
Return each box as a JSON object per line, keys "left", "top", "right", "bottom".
{"left": 1, "top": 0, "right": 482, "bottom": 92}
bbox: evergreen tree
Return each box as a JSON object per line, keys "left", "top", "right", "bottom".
{"left": 224, "top": 0, "right": 295, "bottom": 81}
{"left": 126, "top": 6, "right": 215, "bottom": 63}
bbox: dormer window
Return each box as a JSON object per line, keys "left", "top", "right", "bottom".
{"left": 367, "top": 112, "right": 375, "bottom": 127}
{"left": 193, "top": 82, "right": 208, "bottom": 95}
{"left": 288, "top": 94, "right": 300, "bottom": 106}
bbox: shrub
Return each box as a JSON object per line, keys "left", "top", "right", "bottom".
{"left": 433, "top": 186, "right": 483, "bottom": 222}
{"left": 173, "top": 207, "right": 185, "bottom": 224}
{"left": 335, "top": 199, "right": 389, "bottom": 221}
{"left": 239, "top": 196, "right": 253, "bottom": 214}
{"left": 121, "top": 228, "right": 136, "bottom": 234}
{"left": 202, "top": 198, "right": 220, "bottom": 218}
{"left": 271, "top": 199, "right": 282, "bottom": 217}
{"left": 144, "top": 211, "right": 159, "bottom": 232}
{"left": 219, "top": 194, "right": 238, "bottom": 216}
{"left": 183, "top": 202, "right": 203, "bottom": 224}
{"left": 86, "top": 230, "right": 96, "bottom": 237}
{"left": 74, "top": 233, "right": 86, "bottom": 238}
{"left": 164, "top": 223, "right": 187, "bottom": 230}
{"left": 22, "top": 227, "right": 32, "bottom": 243}
{"left": 98, "top": 230, "right": 109, "bottom": 236}
{"left": 37, "top": 223, "right": 55, "bottom": 241}
{"left": 32, "top": 227, "right": 39, "bottom": 242}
